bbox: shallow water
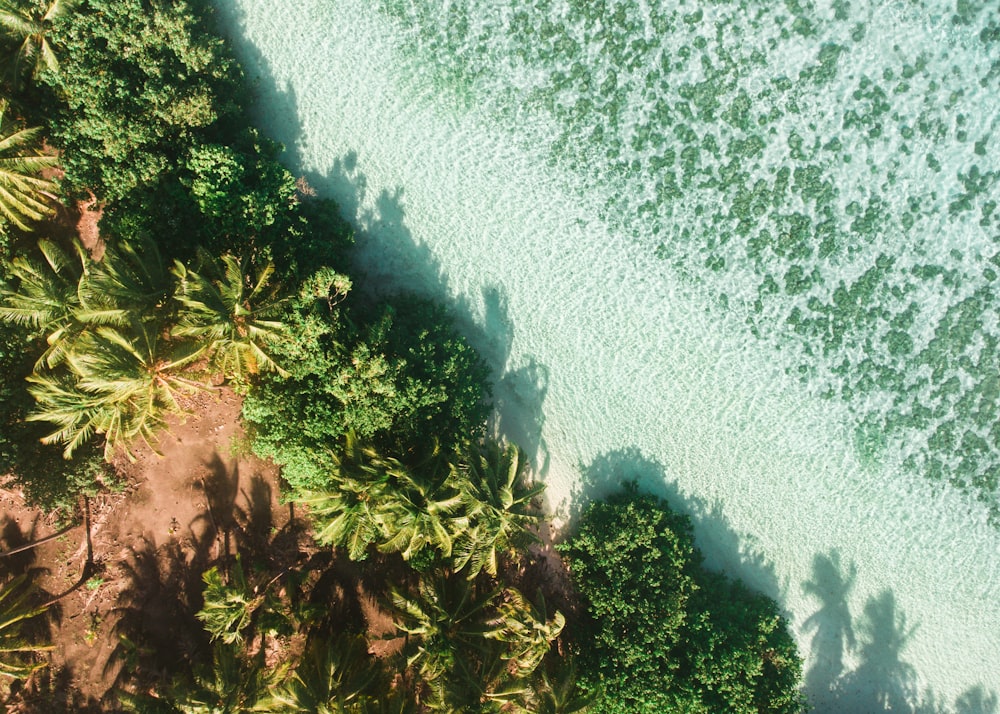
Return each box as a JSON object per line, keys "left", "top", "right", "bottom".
{"left": 215, "top": 0, "right": 1000, "bottom": 709}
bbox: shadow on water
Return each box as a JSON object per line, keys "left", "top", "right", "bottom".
{"left": 211, "top": 1, "right": 551, "bottom": 473}
{"left": 802, "top": 550, "right": 997, "bottom": 714}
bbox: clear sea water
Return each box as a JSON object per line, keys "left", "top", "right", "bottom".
{"left": 215, "top": 1, "right": 1000, "bottom": 710}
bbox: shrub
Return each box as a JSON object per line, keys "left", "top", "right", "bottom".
{"left": 559, "top": 485, "right": 804, "bottom": 713}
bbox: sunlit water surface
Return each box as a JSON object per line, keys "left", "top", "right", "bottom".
{"left": 215, "top": 1, "right": 1000, "bottom": 709}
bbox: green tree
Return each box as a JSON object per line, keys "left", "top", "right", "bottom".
{"left": 196, "top": 561, "right": 264, "bottom": 648}
{"left": 298, "top": 437, "right": 467, "bottom": 564}
{"left": 42, "top": 0, "right": 243, "bottom": 201}
{"left": 452, "top": 440, "right": 544, "bottom": 579}
{"left": 388, "top": 574, "right": 500, "bottom": 689}
{"left": 375, "top": 455, "right": 468, "bottom": 563}
{"left": 0, "top": 238, "right": 86, "bottom": 368}
{"left": 0, "top": 574, "right": 52, "bottom": 679}
{"left": 0, "top": 0, "right": 75, "bottom": 84}
{"left": 80, "top": 235, "right": 173, "bottom": 324}
{"left": 558, "top": 485, "right": 805, "bottom": 713}
{"left": 428, "top": 639, "right": 532, "bottom": 713}
{"left": 295, "top": 435, "right": 388, "bottom": 561}
{"left": 243, "top": 294, "right": 490, "bottom": 491}
{"left": 163, "top": 642, "right": 275, "bottom": 714}
{"left": 172, "top": 252, "right": 289, "bottom": 381}
{"left": 529, "top": 659, "right": 593, "bottom": 714}
{"left": 0, "top": 99, "right": 57, "bottom": 232}
{"left": 484, "top": 589, "right": 563, "bottom": 678}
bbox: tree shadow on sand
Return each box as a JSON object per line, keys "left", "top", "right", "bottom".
{"left": 802, "top": 550, "right": 997, "bottom": 714}
{"left": 801, "top": 550, "right": 857, "bottom": 698}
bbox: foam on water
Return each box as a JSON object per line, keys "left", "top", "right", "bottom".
{"left": 215, "top": 0, "right": 1000, "bottom": 709}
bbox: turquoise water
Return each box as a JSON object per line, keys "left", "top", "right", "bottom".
{"left": 216, "top": 0, "right": 1000, "bottom": 710}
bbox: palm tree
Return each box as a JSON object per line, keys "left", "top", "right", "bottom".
{"left": 166, "top": 641, "right": 276, "bottom": 714}
{"left": 428, "top": 639, "right": 531, "bottom": 713}
{"left": 484, "top": 589, "right": 564, "bottom": 678}
{"left": 265, "top": 633, "right": 381, "bottom": 713}
{"left": 0, "top": 100, "right": 58, "bottom": 230}
{"left": 172, "top": 253, "right": 289, "bottom": 381}
{"left": 387, "top": 574, "right": 500, "bottom": 689}
{"left": 196, "top": 561, "right": 264, "bottom": 647}
{"left": 529, "top": 659, "right": 593, "bottom": 714}
{"left": 376, "top": 459, "right": 468, "bottom": 563}
{"left": 296, "top": 483, "right": 383, "bottom": 562}
{"left": 0, "top": 237, "right": 86, "bottom": 367}
{"left": 300, "top": 437, "right": 467, "bottom": 563}
{"left": 452, "top": 440, "right": 544, "bottom": 579}
{"left": 295, "top": 434, "right": 391, "bottom": 561}
{"left": 0, "top": 574, "right": 52, "bottom": 679}
{"left": 26, "top": 319, "right": 207, "bottom": 459}
{"left": 0, "top": 0, "right": 76, "bottom": 85}
{"left": 80, "top": 236, "right": 172, "bottom": 325}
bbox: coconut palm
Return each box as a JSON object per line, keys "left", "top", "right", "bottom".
{"left": 529, "top": 659, "right": 593, "bottom": 714}
{"left": 388, "top": 574, "right": 501, "bottom": 688}
{"left": 296, "top": 482, "right": 383, "bottom": 563}
{"left": 0, "top": 0, "right": 76, "bottom": 84}
{"left": 376, "top": 459, "right": 469, "bottom": 563}
{"left": 0, "top": 574, "right": 52, "bottom": 679}
{"left": 196, "top": 562, "right": 264, "bottom": 647}
{"left": 484, "top": 589, "right": 564, "bottom": 678}
{"left": 427, "top": 639, "right": 532, "bottom": 713}
{"left": 26, "top": 319, "right": 207, "bottom": 458}
{"left": 0, "top": 99, "right": 58, "bottom": 230}
{"left": 265, "top": 633, "right": 381, "bottom": 713}
{"left": 301, "top": 437, "right": 467, "bottom": 563}
{"left": 452, "top": 440, "right": 544, "bottom": 579}
{"left": 0, "top": 237, "right": 86, "bottom": 367}
{"left": 172, "top": 253, "right": 289, "bottom": 380}
{"left": 166, "top": 641, "right": 276, "bottom": 714}
{"left": 295, "top": 434, "right": 392, "bottom": 560}
{"left": 80, "top": 235, "right": 172, "bottom": 325}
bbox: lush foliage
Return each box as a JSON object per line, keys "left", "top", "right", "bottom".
{"left": 559, "top": 485, "right": 805, "bottom": 713}
{"left": 41, "top": 0, "right": 242, "bottom": 202}
{"left": 0, "top": 574, "right": 52, "bottom": 679}
{"left": 296, "top": 435, "right": 543, "bottom": 576}
{"left": 0, "top": 0, "right": 75, "bottom": 86}
{"left": 242, "top": 294, "right": 490, "bottom": 490}
{"left": 0, "top": 236, "right": 298, "bottom": 459}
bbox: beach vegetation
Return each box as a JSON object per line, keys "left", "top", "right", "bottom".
{"left": 559, "top": 484, "right": 805, "bottom": 713}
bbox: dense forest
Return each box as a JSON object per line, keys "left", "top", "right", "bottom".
{"left": 0, "top": 0, "right": 803, "bottom": 711}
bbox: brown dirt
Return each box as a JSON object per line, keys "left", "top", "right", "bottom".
{"left": 74, "top": 193, "right": 105, "bottom": 260}
{"left": 0, "top": 388, "right": 295, "bottom": 710}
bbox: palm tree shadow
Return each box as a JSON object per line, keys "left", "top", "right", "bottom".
{"left": 189, "top": 452, "right": 241, "bottom": 566}
{"left": 0, "top": 513, "right": 44, "bottom": 577}
{"left": 102, "top": 533, "right": 211, "bottom": 698}
{"left": 801, "top": 552, "right": 999, "bottom": 713}
{"left": 801, "top": 550, "right": 857, "bottom": 702}
{"left": 833, "top": 590, "right": 918, "bottom": 712}
{"left": 953, "top": 686, "right": 1000, "bottom": 714}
